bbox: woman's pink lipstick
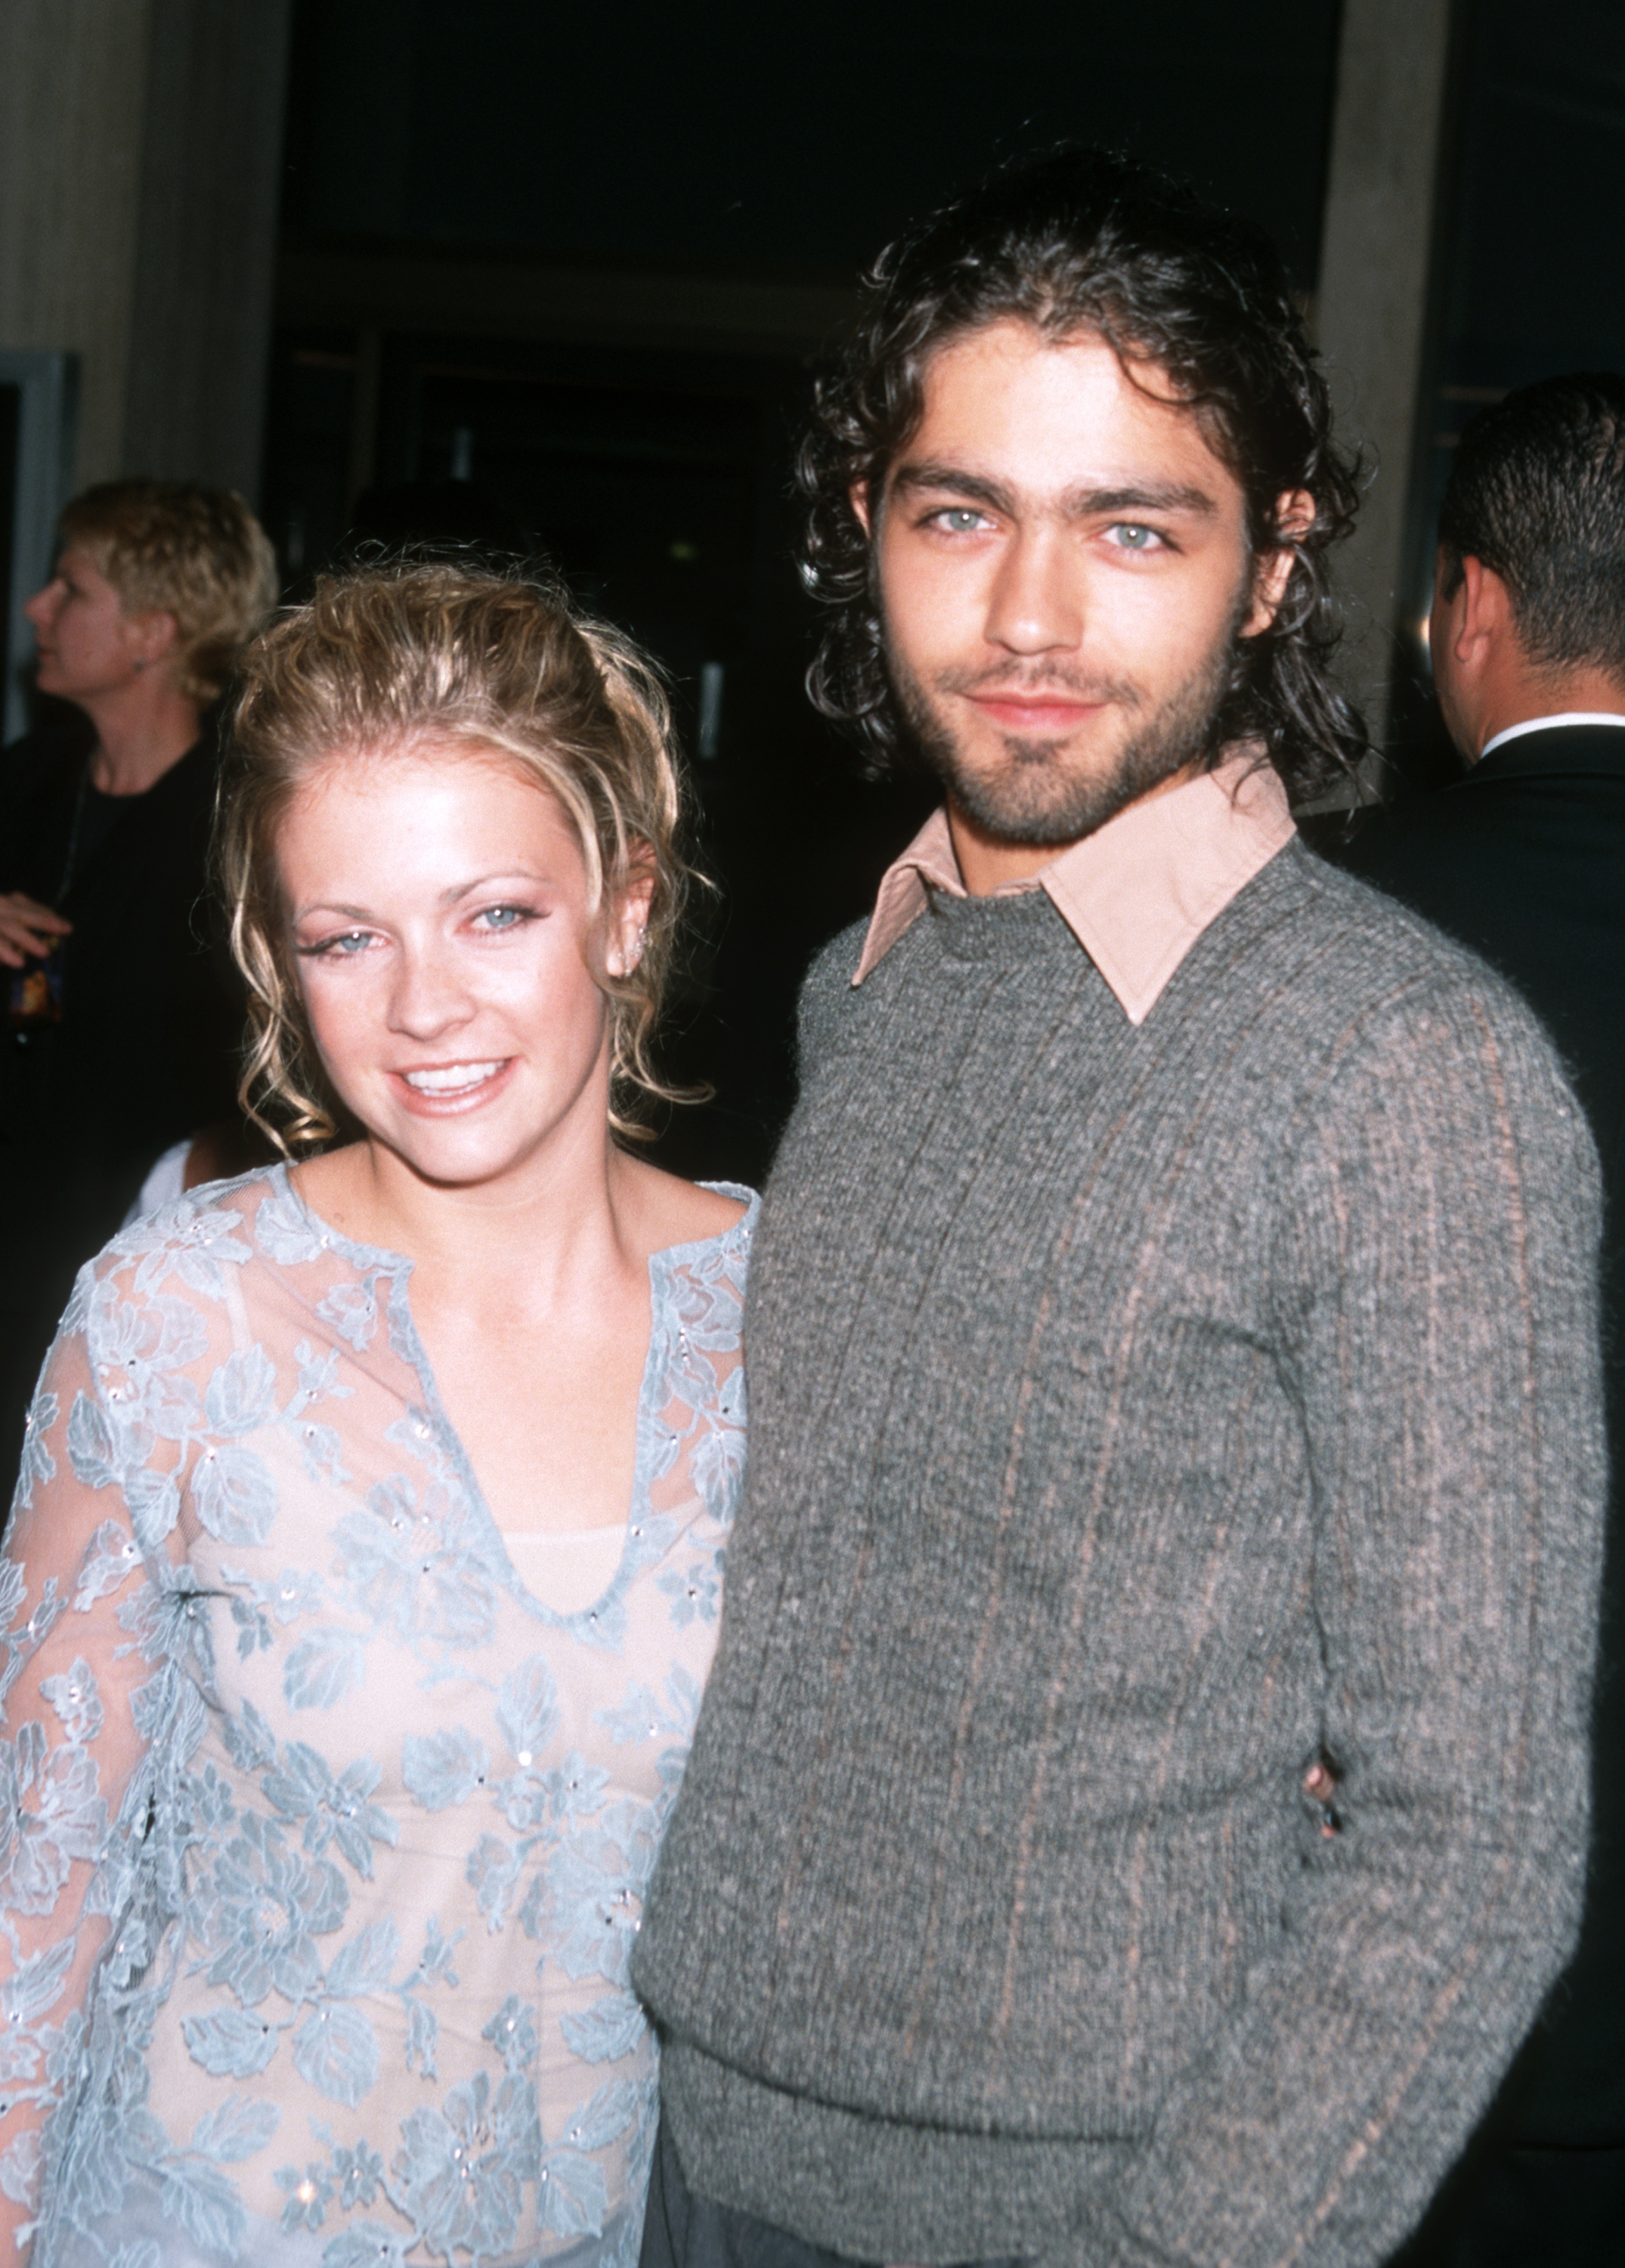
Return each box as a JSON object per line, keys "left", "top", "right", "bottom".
{"left": 389, "top": 1057, "right": 516, "bottom": 1115}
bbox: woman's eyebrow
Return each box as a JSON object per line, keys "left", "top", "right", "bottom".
{"left": 292, "top": 900, "right": 374, "bottom": 923}
{"left": 437, "top": 869, "right": 549, "bottom": 906}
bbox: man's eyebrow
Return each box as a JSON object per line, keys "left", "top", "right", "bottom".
{"left": 887, "top": 464, "right": 1219, "bottom": 521}
{"left": 1066, "top": 480, "right": 1219, "bottom": 519}
{"left": 888, "top": 463, "right": 1018, "bottom": 516}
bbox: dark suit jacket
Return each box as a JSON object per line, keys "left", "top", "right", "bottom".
{"left": 1335, "top": 720, "right": 1625, "bottom": 2151}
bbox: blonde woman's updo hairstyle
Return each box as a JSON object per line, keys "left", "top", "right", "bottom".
{"left": 218, "top": 562, "right": 694, "bottom": 1153}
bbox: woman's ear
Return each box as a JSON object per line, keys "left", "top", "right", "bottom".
{"left": 604, "top": 864, "right": 656, "bottom": 978}
{"left": 126, "top": 608, "right": 181, "bottom": 671}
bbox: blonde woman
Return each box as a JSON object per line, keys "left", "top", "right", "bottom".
{"left": 0, "top": 565, "right": 753, "bottom": 2266}
{"left": 0, "top": 481, "right": 280, "bottom": 1483}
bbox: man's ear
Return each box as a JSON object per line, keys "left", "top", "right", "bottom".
{"left": 850, "top": 479, "right": 873, "bottom": 538}
{"left": 1241, "top": 490, "right": 1314, "bottom": 637}
{"left": 1456, "top": 556, "right": 1515, "bottom": 652}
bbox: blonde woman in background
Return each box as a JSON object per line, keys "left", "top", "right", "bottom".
{"left": 0, "top": 482, "right": 280, "bottom": 1486}
{"left": 0, "top": 564, "right": 753, "bottom": 2266}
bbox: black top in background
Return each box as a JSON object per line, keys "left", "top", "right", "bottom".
{"left": 0, "top": 708, "right": 247, "bottom": 1478}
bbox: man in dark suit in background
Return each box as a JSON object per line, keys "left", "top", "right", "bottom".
{"left": 1337, "top": 373, "right": 1625, "bottom": 2266}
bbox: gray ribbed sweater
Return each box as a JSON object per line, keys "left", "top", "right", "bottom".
{"left": 633, "top": 841, "right": 1607, "bottom": 2268}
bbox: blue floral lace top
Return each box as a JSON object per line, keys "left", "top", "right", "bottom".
{"left": 0, "top": 1166, "right": 755, "bottom": 2268}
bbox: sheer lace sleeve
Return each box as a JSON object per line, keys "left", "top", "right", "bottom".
{"left": 0, "top": 1284, "right": 162, "bottom": 2252}
{"left": 0, "top": 1174, "right": 756, "bottom": 2268}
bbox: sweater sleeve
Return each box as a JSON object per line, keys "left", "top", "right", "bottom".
{"left": 1074, "top": 969, "right": 1608, "bottom": 2268}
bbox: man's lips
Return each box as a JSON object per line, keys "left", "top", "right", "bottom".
{"left": 964, "top": 691, "right": 1107, "bottom": 733}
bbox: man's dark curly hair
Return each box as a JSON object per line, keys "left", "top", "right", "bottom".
{"left": 798, "top": 147, "right": 1366, "bottom": 805}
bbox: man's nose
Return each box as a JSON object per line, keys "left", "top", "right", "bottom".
{"left": 22, "top": 581, "right": 58, "bottom": 631}
{"left": 983, "top": 526, "right": 1082, "bottom": 655}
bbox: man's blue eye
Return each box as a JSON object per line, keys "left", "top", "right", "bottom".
{"left": 936, "top": 509, "right": 985, "bottom": 531}
{"left": 1114, "top": 525, "right": 1156, "bottom": 550}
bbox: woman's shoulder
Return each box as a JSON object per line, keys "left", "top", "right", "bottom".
{"left": 84, "top": 1162, "right": 306, "bottom": 1299}
{"left": 618, "top": 1157, "right": 757, "bottom": 1261}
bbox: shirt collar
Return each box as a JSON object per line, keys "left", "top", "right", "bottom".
{"left": 852, "top": 745, "right": 1295, "bottom": 1024}
{"left": 1480, "top": 713, "right": 1625, "bottom": 761}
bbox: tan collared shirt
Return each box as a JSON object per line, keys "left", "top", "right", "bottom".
{"left": 852, "top": 746, "right": 1296, "bottom": 1023}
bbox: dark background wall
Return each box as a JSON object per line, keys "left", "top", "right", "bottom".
{"left": 279, "top": 0, "right": 1341, "bottom": 282}
{"left": 5, "top": 0, "right": 1623, "bottom": 1183}
{"left": 268, "top": 0, "right": 1347, "bottom": 1180}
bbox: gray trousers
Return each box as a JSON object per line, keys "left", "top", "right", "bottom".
{"left": 639, "top": 2115, "right": 1026, "bottom": 2268}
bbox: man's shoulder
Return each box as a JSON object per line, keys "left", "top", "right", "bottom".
{"left": 1280, "top": 837, "right": 1541, "bottom": 1007}
{"left": 1321, "top": 748, "right": 1625, "bottom": 979}
{"left": 794, "top": 847, "right": 1537, "bottom": 1018}
{"left": 803, "top": 914, "right": 870, "bottom": 993}
{"left": 1193, "top": 841, "right": 1582, "bottom": 1133}
{"left": 1269, "top": 847, "right": 1589, "bottom": 1140}
{"left": 794, "top": 915, "right": 871, "bottom": 1065}
{"left": 1336, "top": 730, "right": 1625, "bottom": 872}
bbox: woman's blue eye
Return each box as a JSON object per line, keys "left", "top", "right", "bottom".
{"left": 320, "top": 931, "right": 371, "bottom": 956}
{"left": 478, "top": 906, "right": 528, "bottom": 931}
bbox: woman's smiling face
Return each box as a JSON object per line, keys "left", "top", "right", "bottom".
{"left": 278, "top": 742, "right": 645, "bottom": 1191}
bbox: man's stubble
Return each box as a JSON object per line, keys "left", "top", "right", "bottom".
{"left": 886, "top": 596, "right": 1248, "bottom": 848}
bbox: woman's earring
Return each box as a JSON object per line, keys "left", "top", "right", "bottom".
{"left": 608, "top": 926, "right": 645, "bottom": 979}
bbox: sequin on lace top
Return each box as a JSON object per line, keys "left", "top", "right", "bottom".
{"left": 0, "top": 1165, "right": 754, "bottom": 2268}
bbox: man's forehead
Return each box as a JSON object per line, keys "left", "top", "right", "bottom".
{"left": 890, "top": 318, "right": 1233, "bottom": 500}
{"left": 918, "top": 317, "right": 1188, "bottom": 403}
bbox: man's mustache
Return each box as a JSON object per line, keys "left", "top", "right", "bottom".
{"left": 931, "top": 665, "right": 1145, "bottom": 708}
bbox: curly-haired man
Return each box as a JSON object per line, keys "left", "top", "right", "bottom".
{"left": 632, "top": 150, "right": 1608, "bottom": 2268}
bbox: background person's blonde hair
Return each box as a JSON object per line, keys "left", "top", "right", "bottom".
{"left": 218, "top": 560, "right": 696, "bottom": 1154}
{"left": 57, "top": 479, "right": 279, "bottom": 704}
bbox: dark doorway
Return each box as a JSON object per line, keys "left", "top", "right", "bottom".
{"left": 260, "top": 324, "right": 933, "bottom": 1185}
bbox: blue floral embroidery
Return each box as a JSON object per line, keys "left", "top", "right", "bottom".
{"left": 0, "top": 1167, "right": 754, "bottom": 2265}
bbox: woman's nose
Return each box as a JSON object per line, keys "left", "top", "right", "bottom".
{"left": 386, "top": 945, "right": 476, "bottom": 1040}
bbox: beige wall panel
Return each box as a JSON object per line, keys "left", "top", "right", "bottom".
{"left": 122, "top": 0, "right": 293, "bottom": 495}
{"left": 0, "top": 0, "right": 155, "bottom": 482}
{"left": 1315, "top": 0, "right": 1456, "bottom": 745}
{"left": 0, "top": 0, "right": 290, "bottom": 502}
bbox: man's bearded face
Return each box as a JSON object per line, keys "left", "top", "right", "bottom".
{"left": 886, "top": 587, "right": 1249, "bottom": 845}
{"left": 868, "top": 321, "right": 1282, "bottom": 851}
